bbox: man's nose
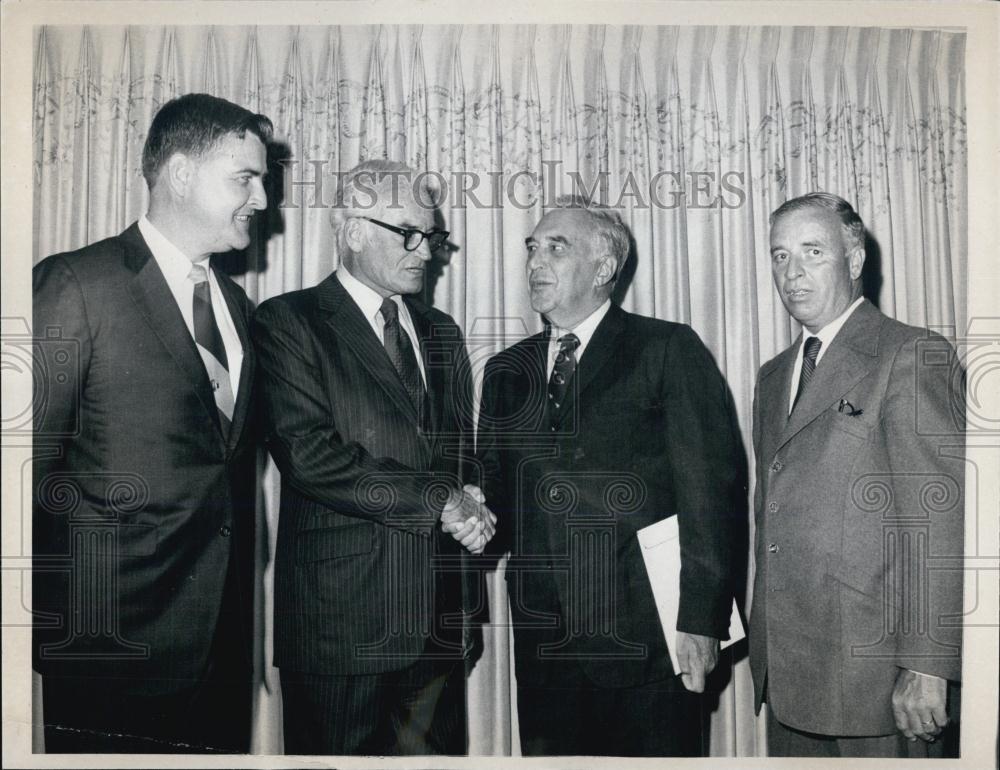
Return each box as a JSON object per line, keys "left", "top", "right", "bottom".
{"left": 785, "top": 253, "right": 804, "bottom": 278}
{"left": 249, "top": 178, "right": 267, "bottom": 211}
{"left": 414, "top": 237, "right": 433, "bottom": 262}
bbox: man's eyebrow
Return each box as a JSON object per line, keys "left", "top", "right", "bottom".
{"left": 770, "top": 237, "right": 827, "bottom": 253}
{"left": 528, "top": 235, "right": 569, "bottom": 246}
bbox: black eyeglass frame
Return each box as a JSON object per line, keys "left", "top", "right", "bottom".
{"left": 360, "top": 216, "right": 449, "bottom": 252}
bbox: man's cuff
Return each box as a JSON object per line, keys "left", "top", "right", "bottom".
{"left": 905, "top": 669, "right": 946, "bottom": 683}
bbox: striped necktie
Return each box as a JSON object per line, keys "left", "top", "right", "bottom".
{"left": 380, "top": 298, "right": 427, "bottom": 419}
{"left": 548, "top": 332, "right": 580, "bottom": 431}
{"left": 792, "top": 336, "right": 822, "bottom": 412}
{"left": 190, "top": 263, "right": 235, "bottom": 436}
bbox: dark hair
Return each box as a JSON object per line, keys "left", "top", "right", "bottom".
{"left": 770, "top": 192, "right": 866, "bottom": 252}
{"left": 141, "top": 93, "right": 273, "bottom": 187}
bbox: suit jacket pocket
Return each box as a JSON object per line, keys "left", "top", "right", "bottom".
{"left": 601, "top": 397, "right": 663, "bottom": 415}
{"left": 296, "top": 521, "right": 376, "bottom": 564}
{"left": 828, "top": 407, "right": 874, "bottom": 441}
{"left": 73, "top": 522, "right": 157, "bottom": 558}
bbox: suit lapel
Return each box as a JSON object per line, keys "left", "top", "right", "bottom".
{"left": 775, "top": 300, "right": 881, "bottom": 451}
{"left": 405, "top": 299, "right": 442, "bottom": 435}
{"left": 215, "top": 271, "right": 253, "bottom": 453}
{"left": 122, "top": 225, "right": 222, "bottom": 436}
{"left": 319, "top": 274, "right": 422, "bottom": 427}
{"left": 553, "top": 304, "right": 626, "bottom": 428}
{"left": 757, "top": 344, "right": 797, "bottom": 463}
{"left": 524, "top": 331, "right": 550, "bottom": 431}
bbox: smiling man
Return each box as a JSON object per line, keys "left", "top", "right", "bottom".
{"left": 252, "top": 160, "right": 493, "bottom": 755}
{"left": 33, "top": 93, "right": 271, "bottom": 752}
{"left": 477, "top": 196, "right": 747, "bottom": 756}
{"left": 749, "top": 193, "right": 965, "bottom": 757}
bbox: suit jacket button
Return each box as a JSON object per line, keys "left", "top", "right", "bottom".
{"left": 770, "top": 460, "right": 783, "bottom": 472}
{"left": 768, "top": 542, "right": 779, "bottom": 553}
{"left": 574, "top": 447, "right": 585, "bottom": 459}
{"left": 768, "top": 502, "right": 778, "bottom": 512}
{"left": 219, "top": 525, "right": 232, "bottom": 537}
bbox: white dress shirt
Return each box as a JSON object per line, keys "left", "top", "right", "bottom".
{"left": 546, "top": 299, "right": 612, "bottom": 379}
{"left": 138, "top": 216, "right": 243, "bottom": 397}
{"left": 787, "top": 295, "right": 864, "bottom": 414}
{"left": 337, "top": 266, "right": 427, "bottom": 386}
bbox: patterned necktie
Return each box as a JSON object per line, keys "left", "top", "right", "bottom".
{"left": 190, "top": 263, "right": 235, "bottom": 436}
{"left": 792, "top": 336, "right": 822, "bottom": 412}
{"left": 548, "top": 332, "right": 580, "bottom": 431}
{"left": 380, "top": 298, "right": 426, "bottom": 418}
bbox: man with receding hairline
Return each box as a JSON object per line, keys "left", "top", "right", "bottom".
{"left": 253, "top": 160, "right": 493, "bottom": 755}
{"left": 478, "top": 196, "right": 747, "bottom": 756}
{"left": 750, "top": 192, "right": 965, "bottom": 757}
{"left": 33, "top": 93, "right": 272, "bottom": 752}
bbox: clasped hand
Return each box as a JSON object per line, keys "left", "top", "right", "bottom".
{"left": 440, "top": 484, "right": 496, "bottom": 554}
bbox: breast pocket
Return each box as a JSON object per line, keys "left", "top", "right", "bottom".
{"left": 296, "top": 522, "right": 376, "bottom": 565}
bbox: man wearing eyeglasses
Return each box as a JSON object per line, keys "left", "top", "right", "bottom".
{"left": 252, "top": 160, "right": 492, "bottom": 755}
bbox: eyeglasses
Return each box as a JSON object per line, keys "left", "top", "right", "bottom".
{"left": 360, "top": 217, "right": 450, "bottom": 252}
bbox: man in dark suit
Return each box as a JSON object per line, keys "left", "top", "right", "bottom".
{"left": 252, "top": 160, "right": 493, "bottom": 755}
{"left": 749, "top": 193, "right": 965, "bottom": 757}
{"left": 476, "top": 197, "right": 747, "bottom": 756}
{"left": 32, "top": 93, "right": 272, "bottom": 752}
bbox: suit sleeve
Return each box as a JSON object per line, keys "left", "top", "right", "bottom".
{"left": 475, "top": 355, "right": 512, "bottom": 556}
{"left": 666, "top": 325, "right": 749, "bottom": 639}
{"left": 883, "top": 332, "right": 964, "bottom": 681}
{"left": 251, "top": 298, "right": 446, "bottom": 533}
{"left": 33, "top": 256, "right": 93, "bottom": 530}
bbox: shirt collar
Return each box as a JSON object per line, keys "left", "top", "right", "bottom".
{"left": 337, "top": 264, "right": 394, "bottom": 324}
{"left": 802, "top": 295, "right": 864, "bottom": 361}
{"left": 550, "top": 299, "right": 612, "bottom": 354}
{"left": 139, "top": 215, "right": 210, "bottom": 282}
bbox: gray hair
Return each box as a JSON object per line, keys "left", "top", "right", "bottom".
{"left": 331, "top": 160, "right": 434, "bottom": 254}
{"left": 552, "top": 194, "right": 631, "bottom": 281}
{"left": 770, "top": 192, "right": 866, "bottom": 253}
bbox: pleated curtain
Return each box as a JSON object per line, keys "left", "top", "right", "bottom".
{"left": 32, "top": 24, "right": 967, "bottom": 757}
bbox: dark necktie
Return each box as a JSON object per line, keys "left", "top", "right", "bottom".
{"left": 190, "top": 263, "right": 235, "bottom": 436}
{"left": 548, "top": 332, "right": 580, "bottom": 431}
{"left": 792, "top": 336, "right": 822, "bottom": 412}
{"left": 380, "top": 298, "right": 426, "bottom": 417}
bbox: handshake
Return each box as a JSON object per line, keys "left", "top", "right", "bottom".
{"left": 440, "top": 484, "right": 496, "bottom": 555}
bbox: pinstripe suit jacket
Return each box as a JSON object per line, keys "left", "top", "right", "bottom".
{"left": 252, "top": 273, "right": 474, "bottom": 675}
{"left": 749, "top": 299, "right": 965, "bottom": 736}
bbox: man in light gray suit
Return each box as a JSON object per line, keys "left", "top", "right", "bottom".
{"left": 749, "top": 193, "right": 964, "bottom": 758}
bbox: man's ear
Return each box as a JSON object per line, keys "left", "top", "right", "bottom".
{"left": 162, "top": 153, "right": 194, "bottom": 200}
{"left": 848, "top": 244, "right": 866, "bottom": 281}
{"left": 343, "top": 217, "right": 365, "bottom": 253}
{"left": 594, "top": 255, "right": 619, "bottom": 288}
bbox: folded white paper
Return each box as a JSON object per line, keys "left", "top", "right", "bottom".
{"left": 637, "top": 515, "right": 745, "bottom": 672}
